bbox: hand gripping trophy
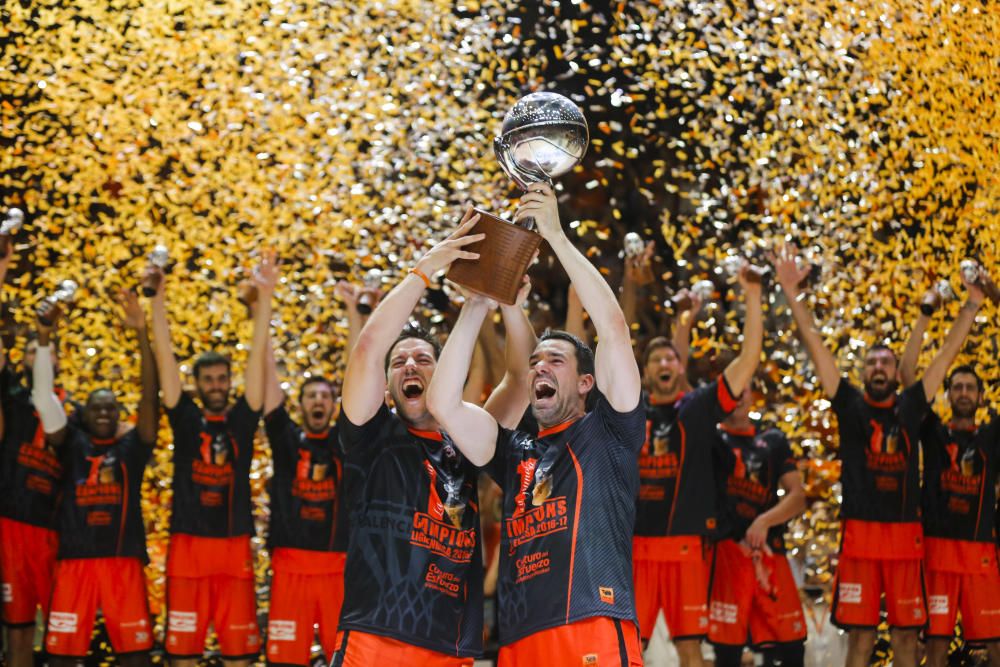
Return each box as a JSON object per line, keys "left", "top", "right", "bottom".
{"left": 447, "top": 92, "right": 589, "bottom": 304}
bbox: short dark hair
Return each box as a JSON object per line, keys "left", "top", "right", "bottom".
{"left": 384, "top": 324, "right": 441, "bottom": 372}
{"left": 193, "top": 351, "right": 232, "bottom": 379}
{"left": 538, "top": 329, "right": 595, "bottom": 377}
{"left": 642, "top": 336, "right": 678, "bottom": 368}
{"left": 85, "top": 388, "right": 118, "bottom": 405}
{"left": 946, "top": 365, "right": 984, "bottom": 393}
{"left": 299, "top": 376, "right": 336, "bottom": 404}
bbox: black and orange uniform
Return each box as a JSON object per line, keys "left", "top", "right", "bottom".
{"left": 45, "top": 427, "right": 153, "bottom": 657}
{"left": 708, "top": 426, "right": 805, "bottom": 657}
{"left": 0, "top": 369, "right": 66, "bottom": 627}
{"left": 164, "top": 393, "right": 261, "bottom": 660}
{"left": 264, "top": 401, "right": 347, "bottom": 665}
{"left": 633, "top": 378, "right": 739, "bottom": 641}
{"left": 332, "top": 404, "right": 481, "bottom": 667}
{"left": 830, "top": 380, "right": 929, "bottom": 629}
{"left": 922, "top": 414, "right": 1000, "bottom": 642}
{"left": 489, "top": 395, "right": 645, "bottom": 666}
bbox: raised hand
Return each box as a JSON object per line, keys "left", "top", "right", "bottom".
{"left": 959, "top": 260, "right": 985, "bottom": 306}
{"left": 116, "top": 288, "right": 146, "bottom": 332}
{"left": 253, "top": 249, "right": 280, "bottom": 298}
{"left": 142, "top": 264, "right": 165, "bottom": 299}
{"left": 414, "top": 208, "right": 485, "bottom": 277}
{"left": 770, "top": 242, "right": 810, "bottom": 298}
{"left": 513, "top": 183, "right": 560, "bottom": 240}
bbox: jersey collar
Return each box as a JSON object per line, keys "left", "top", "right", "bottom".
{"left": 407, "top": 427, "right": 443, "bottom": 442}
{"left": 649, "top": 391, "right": 683, "bottom": 407}
{"left": 863, "top": 392, "right": 897, "bottom": 409}
{"left": 538, "top": 416, "right": 580, "bottom": 439}
{"left": 720, "top": 424, "right": 756, "bottom": 437}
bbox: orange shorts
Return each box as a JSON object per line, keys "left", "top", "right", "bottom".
{"left": 498, "top": 616, "right": 643, "bottom": 667}
{"left": 0, "top": 517, "right": 57, "bottom": 626}
{"left": 925, "top": 538, "right": 1000, "bottom": 642}
{"left": 708, "top": 540, "right": 806, "bottom": 647}
{"left": 44, "top": 558, "right": 152, "bottom": 657}
{"left": 331, "top": 630, "right": 475, "bottom": 667}
{"left": 632, "top": 535, "right": 711, "bottom": 640}
{"left": 833, "top": 520, "right": 926, "bottom": 629}
{"left": 265, "top": 548, "right": 346, "bottom": 665}
{"left": 165, "top": 534, "right": 259, "bottom": 659}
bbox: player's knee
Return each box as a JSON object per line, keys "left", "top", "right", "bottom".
{"left": 762, "top": 641, "right": 805, "bottom": 667}
{"left": 674, "top": 638, "right": 703, "bottom": 661}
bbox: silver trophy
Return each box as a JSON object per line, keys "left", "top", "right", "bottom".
{"left": 0, "top": 207, "right": 24, "bottom": 256}
{"left": 356, "top": 269, "right": 382, "bottom": 315}
{"left": 447, "top": 92, "right": 589, "bottom": 304}
{"left": 959, "top": 259, "right": 999, "bottom": 303}
{"left": 39, "top": 280, "right": 79, "bottom": 326}
{"left": 142, "top": 244, "right": 169, "bottom": 296}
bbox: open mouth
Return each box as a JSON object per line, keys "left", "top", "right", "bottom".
{"left": 402, "top": 378, "right": 424, "bottom": 399}
{"left": 658, "top": 372, "right": 672, "bottom": 384}
{"left": 534, "top": 379, "right": 556, "bottom": 401}
{"left": 310, "top": 409, "right": 326, "bottom": 420}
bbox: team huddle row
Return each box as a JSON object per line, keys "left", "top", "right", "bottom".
{"left": 0, "top": 185, "right": 997, "bottom": 667}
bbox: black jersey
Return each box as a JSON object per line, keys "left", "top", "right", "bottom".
{"left": 167, "top": 393, "right": 260, "bottom": 537}
{"left": 337, "top": 404, "right": 483, "bottom": 657}
{"left": 831, "top": 380, "right": 928, "bottom": 523}
{"left": 634, "top": 392, "right": 682, "bottom": 536}
{"left": 0, "top": 368, "right": 74, "bottom": 528}
{"left": 489, "top": 395, "right": 645, "bottom": 645}
{"left": 265, "top": 403, "right": 346, "bottom": 552}
{"left": 56, "top": 427, "right": 151, "bottom": 561}
{"left": 653, "top": 378, "right": 739, "bottom": 537}
{"left": 922, "top": 414, "right": 1000, "bottom": 543}
{"left": 717, "top": 426, "right": 797, "bottom": 553}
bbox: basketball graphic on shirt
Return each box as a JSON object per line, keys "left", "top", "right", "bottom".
{"left": 85, "top": 452, "right": 118, "bottom": 485}
{"left": 443, "top": 476, "right": 466, "bottom": 528}
{"left": 959, "top": 448, "right": 976, "bottom": 477}
{"left": 200, "top": 431, "right": 231, "bottom": 466}
{"left": 531, "top": 471, "right": 553, "bottom": 506}
{"left": 651, "top": 422, "right": 671, "bottom": 456}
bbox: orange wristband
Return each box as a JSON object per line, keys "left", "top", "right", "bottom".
{"left": 409, "top": 267, "right": 431, "bottom": 288}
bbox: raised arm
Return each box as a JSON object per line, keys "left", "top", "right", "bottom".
{"left": 245, "top": 250, "right": 279, "bottom": 412}
{"left": 117, "top": 289, "right": 159, "bottom": 445}
{"left": 32, "top": 301, "right": 67, "bottom": 446}
{"left": 670, "top": 286, "right": 703, "bottom": 371}
{"left": 921, "top": 267, "right": 984, "bottom": 398}
{"left": 619, "top": 240, "right": 653, "bottom": 335}
{"left": 342, "top": 210, "right": 484, "bottom": 425}
{"left": 516, "top": 184, "right": 640, "bottom": 412}
{"left": 426, "top": 295, "right": 501, "bottom": 466}
{"left": 239, "top": 280, "right": 285, "bottom": 416}
{"left": 334, "top": 280, "right": 379, "bottom": 356}
{"left": 564, "top": 284, "right": 589, "bottom": 344}
{"left": 720, "top": 265, "right": 764, "bottom": 397}
{"left": 899, "top": 289, "right": 934, "bottom": 388}
{"left": 483, "top": 278, "right": 537, "bottom": 428}
{"left": 146, "top": 265, "right": 182, "bottom": 409}
{"left": 772, "top": 243, "right": 841, "bottom": 398}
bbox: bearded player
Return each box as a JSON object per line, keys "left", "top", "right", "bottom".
{"left": 773, "top": 244, "right": 984, "bottom": 667}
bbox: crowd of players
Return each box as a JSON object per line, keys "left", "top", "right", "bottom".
{"left": 0, "top": 183, "right": 997, "bottom": 667}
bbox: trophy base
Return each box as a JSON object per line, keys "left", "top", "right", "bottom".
{"left": 446, "top": 208, "right": 542, "bottom": 306}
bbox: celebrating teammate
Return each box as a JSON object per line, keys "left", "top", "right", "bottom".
{"left": 899, "top": 281, "right": 1000, "bottom": 666}
{"left": 773, "top": 244, "right": 984, "bottom": 667}
{"left": 708, "top": 387, "right": 807, "bottom": 667}
{"left": 35, "top": 290, "right": 158, "bottom": 667}
{"left": 333, "top": 210, "right": 532, "bottom": 666}
{"left": 428, "top": 183, "right": 652, "bottom": 665}
{"left": 149, "top": 255, "right": 273, "bottom": 666}
{"left": 257, "top": 263, "right": 372, "bottom": 665}
{"left": 0, "top": 250, "right": 67, "bottom": 667}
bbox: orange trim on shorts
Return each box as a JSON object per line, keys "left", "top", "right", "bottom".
{"left": 565, "top": 443, "right": 584, "bottom": 624}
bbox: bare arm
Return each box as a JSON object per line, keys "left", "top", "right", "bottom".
{"left": 564, "top": 284, "right": 589, "bottom": 344}
{"left": 118, "top": 289, "right": 159, "bottom": 446}
{"left": 462, "top": 341, "right": 489, "bottom": 405}
{"left": 517, "top": 184, "right": 640, "bottom": 412}
{"left": 899, "top": 295, "right": 933, "bottom": 388}
{"left": 772, "top": 243, "right": 841, "bottom": 398}
{"left": 335, "top": 280, "right": 378, "bottom": 356}
{"left": 244, "top": 251, "right": 279, "bottom": 413}
{"left": 483, "top": 279, "right": 536, "bottom": 429}
{"left": 921, "top": 272, "right": 984, "bottom": 398}
{"left": 146, "top": 265, "right": 182, "bottom": 409}
{"left": 719, "top": 265, "right": 764, "bottom": 398}
{"left": 342, "top": 210, "right": 484, "bottom": 425}
{"left": 744, "top": 468, "right": 807, "bottom": 551}
{"left": 670, "top": 288, "right": 703, "bottom": 370}
{"left": 426, "top": 296, "right": 500, "bottom": 466}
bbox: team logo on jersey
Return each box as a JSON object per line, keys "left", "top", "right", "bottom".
{"left": 868, "top": 419, "right": 901, "bottom": 455}
{"left": 168, "top": 611, "right": 198, "bottom": 633}
{"left": 48, "top": 612, "right": 78, "bottom": 633}
{"left": 86, "top": 452, "right": 118, "bottom": 485}
{"left": 267, "top": 619, "right": 296, "bottom": 641}
{"left": 200, "top": 431, "right": 232, "bottom": 466}
{"left": 292, "top": 449, "right": 338, "bottom": 507}
{"left": 582, "top": 655, "right": 599, "bottom": 665}
{"left": 599, "top": 587, "right": 615, "bottom": 605}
